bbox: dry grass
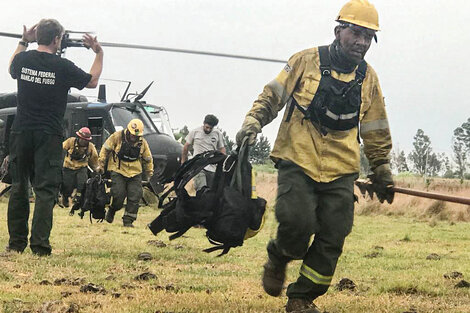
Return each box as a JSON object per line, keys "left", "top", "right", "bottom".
{"left": 0, "top": 173, "right": 469, "bottom": 313}
{"left": 254, "top": 171, "right": 470, "bottom": 223}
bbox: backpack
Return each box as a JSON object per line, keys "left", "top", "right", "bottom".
{"left": 148, "top": 138, "right": 266, "bottom": 256}
{"left": 70, "top": 174, "right": 110, "bottom": 222}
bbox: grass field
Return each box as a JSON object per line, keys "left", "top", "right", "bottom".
{"left": 1, "top": 174, "right": 470, "bottom": 313}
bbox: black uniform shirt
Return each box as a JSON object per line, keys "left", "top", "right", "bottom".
{"left": 10, "top": 50, "right": 92, "bottom": 135}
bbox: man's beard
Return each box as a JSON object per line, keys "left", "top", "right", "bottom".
{"left": 330, "top": 39, "right": 361, "bottom": 73}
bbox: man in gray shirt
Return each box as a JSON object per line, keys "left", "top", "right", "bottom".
{"left": 181, "top": 114, "right": 226, "bottom": 191}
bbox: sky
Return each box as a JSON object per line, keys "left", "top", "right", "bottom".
{"left": 1, "top": 0, "right": 469, "bottom": 157}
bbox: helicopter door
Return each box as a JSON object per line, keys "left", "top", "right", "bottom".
{"left": 87, "top": 117, "right": 104, "bottom": 150}
{"left": 0, "top": 117, "right": 6, "bottom": 163}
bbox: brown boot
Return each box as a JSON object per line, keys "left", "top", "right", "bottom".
{"left": 262, "top": 258, "right": 286, "bottom": 297}
{"left": 285, "top": 298, "right": 321, "bottom": 313}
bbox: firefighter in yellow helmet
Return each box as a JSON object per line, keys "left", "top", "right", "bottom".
{"left": 236, "top": 0, "right": 393, "bottom": 312}
{"left": 61, "top": 127, "right": 100, "bottom": 207}
{"left": 99, "top": 119, "right": 154, "bottom": 227}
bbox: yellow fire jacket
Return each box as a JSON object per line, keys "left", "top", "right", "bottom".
{"left": 99, "top": 130, "right": 154, "bottom": 178}
{"left": 243, "top": 47, "right": 392, "bottom": 182}
{"left": 62, "top": 137, "right": 99, "bottom": 171}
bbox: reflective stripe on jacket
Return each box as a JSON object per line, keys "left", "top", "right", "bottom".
{"left": 62, "top": 137, "right": 99, "bottom": 171}
{"left": 99, "top": 130, "right": 154, "bottom": 178}
{"left": 244, "top": 46, "right": 392, "bottom": 182}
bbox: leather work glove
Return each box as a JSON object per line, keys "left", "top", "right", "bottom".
{"left": 236, "top": 116, "right": 262, "bottom": 147}
{"left": 370, "top": 164, "right": 395, "bottom": 204}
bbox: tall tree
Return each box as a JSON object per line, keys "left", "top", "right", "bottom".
{"left": 452, "top": 127, "right": 468, "bottom": 181}
{"left": 249, "top": 135, "right": 271, "bottom": 164}
{"left": 457, "top": 118, "right": 470, "bottom": 151}
{"left": 173, "top": 125, "right": 189, "bottom": 144}
{"left": 221, "top": 130, "right": 235, "bottom": 155}
{"left": 391, "top": 148, "right": 409, "bottom": 173}
{"left": 426, "top": 152, "right": 443, "bottom": 177}
{"left": 408, "top": 129, "right": 432, "bottom": 175}
{"left": 442, "top": 155, "right": 454, "bottom": 178}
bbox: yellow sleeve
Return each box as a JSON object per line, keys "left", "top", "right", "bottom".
{"left": 99, "top": 134, "right": 117, "bottom": 169}
{"left": 360, "top": 75, "right": 392, "bottom": 169}
{"left": 88, "top": 144, "right": 100, "bottom": 171}
{"left": 141, "top": 139, "right": 154, "bottom": 177}
{"left": 245, "top": 52, "right": 307, "bottom": 127}
{"left": 63, "top": 137, "right": 73, "bottom": 150}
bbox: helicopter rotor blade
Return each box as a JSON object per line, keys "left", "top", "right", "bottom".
{"left": 0, "top": 31, "right": 287, "bottom": 64}
{"left": 100, "top": 42, "right": 286, "bottom": 64}
{"left": 0, "top": 32, "right": 22, "bottom": 39}
{"left": 65, "top": 30, "right": 95, "bottom": 34}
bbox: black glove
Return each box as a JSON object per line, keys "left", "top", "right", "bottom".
{"left": 370, "top": 164, "right": 394, "bottom": 204}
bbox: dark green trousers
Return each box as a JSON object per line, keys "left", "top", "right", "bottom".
{"left": 8, "top": 130, "right": 63, "bottom": 254}
{"left": 109, "top": 172, "right": 143, "bottom": 224}
{"left": 267, "top": 160, "right": 358, "bottom": 301}
{"left": 61, "top": 167, "right": 88, "bottom": 200}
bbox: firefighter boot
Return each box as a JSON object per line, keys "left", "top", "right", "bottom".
{"left": 262, "top": 258, "right": 286, "bottom": 297}
{"left": 285, "top": 298, "right": 321, "bottom": 313}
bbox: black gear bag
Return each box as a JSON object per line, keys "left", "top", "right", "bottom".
{"left": 69, "top": 174, "right": 110, "bottom": 222}
{"left": 148, "top": 138, "right": 266, "bottom": 256}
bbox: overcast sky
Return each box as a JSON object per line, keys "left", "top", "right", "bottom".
{"left": 1, "top": 0, "right": 469, "bottom": 157}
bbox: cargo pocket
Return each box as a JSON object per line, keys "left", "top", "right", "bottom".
{"left": 7, "top": 155, "right": 17, "bottom": 184}
{"left": 49, "top": 159, "right": 63, "bottom": 186}
{"left": 343, "top": 193, "right": 356, "bottom": 237}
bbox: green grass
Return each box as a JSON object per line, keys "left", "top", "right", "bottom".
{"left": 1, "top": 203, "right": 470, "bottom": 313}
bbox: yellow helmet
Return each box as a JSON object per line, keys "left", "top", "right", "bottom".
{"left": 127, "top": 119, "right": 144, "bottom": 136}
{"left": 336, "top": 0, "right": 379, "bottom": 31}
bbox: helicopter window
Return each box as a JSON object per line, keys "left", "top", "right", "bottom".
{"left": 144, "top": 105, "right": 174, "bottom": 137}
{"left": 88, "top": 117, "right": 104, "bottom": 149}
{"left": 111, "top": 106, "right": 157, "bottom": 135}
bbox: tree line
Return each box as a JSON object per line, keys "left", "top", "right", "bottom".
{"left": 174, "top": 117, "right": 470, "bottom": 180}
{"left": 376, "top": 118, "right": 470, "bottom": 180}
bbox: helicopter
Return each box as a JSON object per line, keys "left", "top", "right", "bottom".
{"left": 0, "top": 81, "right": 182, "bottom": 194}
{"left": 0, "top": 30, "right": 286, "bottom": 193}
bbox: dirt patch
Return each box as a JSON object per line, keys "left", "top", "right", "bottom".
{"left": 364, "top": 251, "right": 381, "bottom": 259}
{"left": 147, "top": 240, "right": 167, "bottom": 248}
{"left": 54, "top": 277, "right": 85, "bottom": 286}
{"left": 335, "top": 278, "right": 356, "bottom": 291}
{"left": 455, "top": 280, "right": 470, "bottom": 288}
{"left": 153, "top": 283, "right": 179, "bottom": 292}
{"left": 426, "top": 253, "right": 440, "bottom": 260}
{"left": 137, "top": 252, "right": 153, "bottom": 261}
{"left": 79, "top": 283, "right": 107, "bottom": 294}
{"left": 444, "top": 272, "right": 463, "bottom": 279}
{"left": 388, "top": 286, "right": 419, "bottom": 295}
{"left": 134, "top": 272, "right": 157, "bottom": 281}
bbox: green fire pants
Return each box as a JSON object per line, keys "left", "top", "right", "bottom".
{"left": 267, "top": 160, "right": 358, "bottom": 301}
{"left": 109, "top": 171, "right": 143, "bottom": 224}
{"left": 61, "top": 167, "right": 88, "bottom": 200}
{"left": 7, "top": 130, "right": 63, "bottom": 255}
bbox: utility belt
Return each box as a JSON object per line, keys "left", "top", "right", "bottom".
{"left": 285, "top": 45, "right": 367, "bottom": 136}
